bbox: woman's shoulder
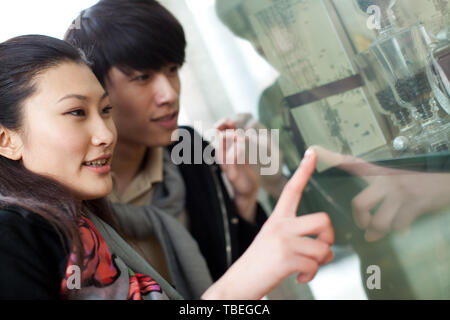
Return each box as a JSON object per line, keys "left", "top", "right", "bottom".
{"left": 0, "top": 205, "right": 69, "bottom": 255}
{"left": 0, "top": 205, "right": 59, "bottom": 233}
{"left": 0, "top": 205, "right": 69, "bottom": 299}
{"left": 1, "top": 205, "right": 39, "bottom": 220}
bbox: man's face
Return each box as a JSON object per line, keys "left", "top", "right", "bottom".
{"left": 105, "top": 64, "right": 181, "bottom": 147}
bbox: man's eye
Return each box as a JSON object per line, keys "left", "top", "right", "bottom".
{"left": 67, "top": 109, "right": 86, "bottom": 116}
{"left": 133, "top": 74, "right": 150, "bottom": 81}
{"left": 102, "top": 105, "right": 113, "bottom": 114}
{"left": 169, "top": 65, "right": 179, "bottom": 73}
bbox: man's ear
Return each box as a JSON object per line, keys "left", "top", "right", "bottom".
{"left": 0, "top": 127, "right": 23, "bottom": 161}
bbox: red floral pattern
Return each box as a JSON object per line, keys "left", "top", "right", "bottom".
{"left": 127, "top": 273, "right": 162, "bottom": 300}
{"left": 60, "top": 216, "right": 162, "bottom": 300}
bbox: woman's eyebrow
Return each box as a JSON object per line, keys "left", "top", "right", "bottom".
{"left": 57, "top": 92, "right": 108, "bottom": 104}
{"left": 57, "top": 94, "right": 88, "bottom": 103}
{"left": 99, "top": 92, "right": 108, "bottom": 104}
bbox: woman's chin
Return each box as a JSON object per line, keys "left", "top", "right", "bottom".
{"left": 75, "top": 180, "right": 113, "bottom": 201}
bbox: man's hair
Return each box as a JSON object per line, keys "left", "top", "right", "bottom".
{"left": 64, "top": 0, "right": 186, "bottom": 86}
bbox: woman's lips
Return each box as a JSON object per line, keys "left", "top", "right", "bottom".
{"left": 82, "top": 156, "right": 112, "bottom": 175}
{"left": 84, "top": 164, "right": 111, "bottom": 174}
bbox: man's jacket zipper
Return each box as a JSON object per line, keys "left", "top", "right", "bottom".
{"left": 211, "top": 165, "right": 232, "bottom": 268}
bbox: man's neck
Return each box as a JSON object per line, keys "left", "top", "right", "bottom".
{"left": 112, "top": 140, "right": 148, "bottom": 195}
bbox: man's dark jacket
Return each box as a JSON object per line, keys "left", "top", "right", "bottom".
{"left": 168, "top": 126, "right": 267, "bottom": 281}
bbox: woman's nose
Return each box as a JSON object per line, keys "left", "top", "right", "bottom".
{"left": 91, "top": 118, "right": 116, "bottom": 148}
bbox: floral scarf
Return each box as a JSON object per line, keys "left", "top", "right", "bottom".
{"left": 60, "top": 216, "right": 168, "bottom": 300}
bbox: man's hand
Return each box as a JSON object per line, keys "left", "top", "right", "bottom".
{"left": 215, "top": 119, "right": 259, "bottom": 223}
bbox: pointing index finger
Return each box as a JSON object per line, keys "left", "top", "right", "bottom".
{"left": 273, "top": 148, "right": 317, "bottom": 218}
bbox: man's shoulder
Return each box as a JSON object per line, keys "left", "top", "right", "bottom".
{"left": 177, "top": 125, "right": 195, "bottom": 133}
{"left": 168, "top": 125, "right": 213, "bottom": 155}
{"left": 173, "top": 125, "right": 204, "bottom": 142}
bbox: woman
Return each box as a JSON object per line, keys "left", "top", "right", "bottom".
{"left": 0, "top": 35, "right": 334, "bottom": 300}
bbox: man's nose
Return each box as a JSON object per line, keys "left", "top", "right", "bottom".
{"left": 153, "top": 73, "right": 178, "bottom": 106}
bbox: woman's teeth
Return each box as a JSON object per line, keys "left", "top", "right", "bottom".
{"left": 84, "top": 159, "right": 108, "bottom": 167}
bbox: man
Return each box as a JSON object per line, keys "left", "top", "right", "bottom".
{"left": 65, "top": 0, "right": 267, "bottom": 299}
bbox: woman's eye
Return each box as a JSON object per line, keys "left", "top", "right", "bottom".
{"left": 67, "top": 109, "right": 86, "bottom": 117}
{"left": 102, "top": 105, "right": 113, "bottom": 114}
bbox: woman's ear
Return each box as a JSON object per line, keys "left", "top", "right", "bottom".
{"left": 0, "top": 127, "right": 23, "bottom": 161}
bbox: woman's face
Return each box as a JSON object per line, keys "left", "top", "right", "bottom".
{"left": 18, "top": 62, "right": 117, "bottom": 200}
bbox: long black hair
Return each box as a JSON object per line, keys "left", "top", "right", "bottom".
{"left": 64, "top": 0, "right": 186, "bottom": 86}
{"left": 0, "top": 34, "right": 118, "bottom": 264}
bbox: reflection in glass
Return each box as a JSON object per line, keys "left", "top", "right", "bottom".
{"left": 354, "top": 0, "right": 450, "bottom": 153}
{"left": 369, "top": 25, "right": 450, "bottom": 152}
{"left": 421, "top": 19, "right": 450, "bottom": 117}
{"left": 355, "top": 0, "right": 397, "bottom": 29}
{"left": 215, "top": 0, "right": 450, "bottom": 300}
{"left": 355, "top": 51, "right": 422, "bottom": 153}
